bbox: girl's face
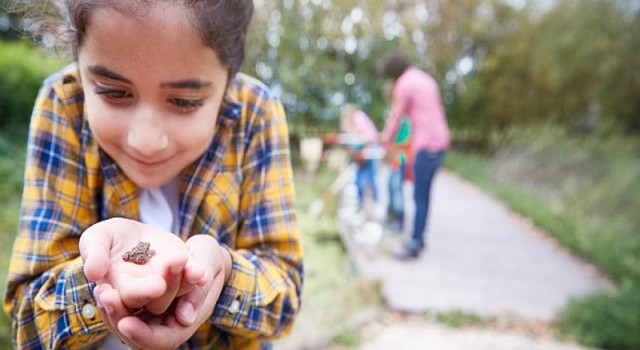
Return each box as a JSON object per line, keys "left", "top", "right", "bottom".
{"left": 78, "top": 3, "right": 229, "bottom": 189}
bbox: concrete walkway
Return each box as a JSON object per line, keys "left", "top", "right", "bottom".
{"left": 359, "top": 319, "right": 591, "bottom": 350}
{"left": 336, "top": 168, "right": 612, "bottom": 348}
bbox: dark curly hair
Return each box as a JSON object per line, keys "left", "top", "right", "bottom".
{"left": 377, "top": 50, "right": 411, "bottom": 81}
{"left": 23, "top": 0, "right": 254, "bottom": 78}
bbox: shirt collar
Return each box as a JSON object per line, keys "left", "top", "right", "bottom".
{"left": 219, "top": 77, "right": 243, "bottom": 127}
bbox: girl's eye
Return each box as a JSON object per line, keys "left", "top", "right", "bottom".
{"left": 169, "top": 98, "right": 204, "bottom": 112}
{"left": 94, "top": 86, "right": 132, "bottom": 100}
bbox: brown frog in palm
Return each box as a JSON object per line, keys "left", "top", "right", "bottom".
{"left": 122, "top": 241, "right": 156, "bottom": 265}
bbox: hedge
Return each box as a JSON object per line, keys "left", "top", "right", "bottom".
{"left": 0, "top": 40, "right": 66, "bottom": 134}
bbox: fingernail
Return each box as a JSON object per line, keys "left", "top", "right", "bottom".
{"left": 180, "top": 302, "right": 196, "bottom": 324}
{"left": 171, "top": 265, "right": 182, "bottom": 274}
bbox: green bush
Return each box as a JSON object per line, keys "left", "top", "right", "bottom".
{"left": 0, "top": 40, "right": 66, "bottom": 136}
{"left": 557, "top": 282, "right": 640, "bottom": 350}
{"left": 0, "top": 40, "right": 65, "bottom": 347}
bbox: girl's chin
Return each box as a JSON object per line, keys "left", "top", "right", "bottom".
{"left": 126, "top": 171, "right": 174, "bottom": 189}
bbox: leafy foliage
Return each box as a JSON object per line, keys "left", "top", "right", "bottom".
{"left": 557, "top": 282, "right": 640, "bottom": 350}
{"left": 0, "top": 40, "right": 66, "bottom": 135}
{"left": 0, "top": 0, "right": 23, "bottom": 40}
{"left": 244, "top": 0, "right": 639, "bottom": 137}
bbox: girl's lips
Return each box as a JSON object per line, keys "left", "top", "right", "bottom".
{"left": 130, "top": 155, "right": 169, "bottom": 169}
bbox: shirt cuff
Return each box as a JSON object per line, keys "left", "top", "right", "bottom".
{"left": 210, "top": 249, "right": 277, "bottom": 335}
{"left": 61, "top": 257, "right": 107, "bottom": 347}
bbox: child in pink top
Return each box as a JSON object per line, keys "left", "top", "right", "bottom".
{"left": 340, "top": 105, "right": 379, "bottom": 208}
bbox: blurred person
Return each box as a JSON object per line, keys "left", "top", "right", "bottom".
{"left": 386, "top": 116, "right": 412, "bottom": 233}
{"left": 382, "top": 81, "right": 413, "bottom": 234}
{"left": 378, "top": 51, "right": 450, "bottom": 260}
{"left": 340, "top": 104, "right": 380, "bottom": 210}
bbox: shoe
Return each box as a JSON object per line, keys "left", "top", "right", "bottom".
{"left": 392, "top": 246, "right": 420, "bottom": 261}
{"left": 384, "top": 220, "right": 403, "bottom": 234}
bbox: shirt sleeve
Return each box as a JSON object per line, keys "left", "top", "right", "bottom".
{"left": 209, "top": 88, "right": 303, "bottom": 339}
{"left": 381, "top": 79, "right": 409, "bottom": 148}
{"left": 3, "top": 76, "right": 107, "bottom": 349}
{"left": 353, "top": 111, "right": 378, "bottom": 144}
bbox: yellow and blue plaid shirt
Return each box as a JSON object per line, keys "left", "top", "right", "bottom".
{"left": 4, "top": 65, "right": 303, "bottom": 349}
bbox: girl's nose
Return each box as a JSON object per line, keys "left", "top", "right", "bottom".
{"left": 127, "top": 128, "right": 169, "bottom": 156}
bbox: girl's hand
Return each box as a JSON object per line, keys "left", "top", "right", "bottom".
{"left": 94, "top": 234, "right": 232, "bottom": 349}
{"left": 79, "top": 218, "right": 205, "bottom": 314}
{"left": 174, "top": 234, "right": 232, "bottom": 326}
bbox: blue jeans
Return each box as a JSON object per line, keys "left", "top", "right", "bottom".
{"left": 387, "top": 163, "right": 405, "bottom": 228}
{"left": 356, "top": 159, "right": 378, "bottom": 207}
{"left": 407, "top": 150, "right": 445, "bottom": 252}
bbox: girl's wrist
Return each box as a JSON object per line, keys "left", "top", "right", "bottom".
{"left": 220, "top": 246, "right": 233, "bottom": 283}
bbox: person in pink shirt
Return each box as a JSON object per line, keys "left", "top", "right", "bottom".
{"left": 340, "top": 104, "right": 380, "bottom": 208}
{"left": 378, "top": 51, "right": 451, "bottom": 260}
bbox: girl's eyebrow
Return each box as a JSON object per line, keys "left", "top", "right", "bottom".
{"left": 87, "top": 65, "right": 132, "bottom": 84}
{"left": 86, "top": 65, "right": 212, "bottom": 90}
{"left": 160, "top": 79, "right": 214, "bottom": 90}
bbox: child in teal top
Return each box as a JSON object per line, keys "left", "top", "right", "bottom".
{"left": 387, "top": 117, "right": 411, "bottom": 232}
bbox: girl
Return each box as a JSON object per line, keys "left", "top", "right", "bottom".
{"left": 4, "top": 1, "right": 303, "bottom": 349}
{"left": 339, "top": 104, "right": 380, "bottom": 209}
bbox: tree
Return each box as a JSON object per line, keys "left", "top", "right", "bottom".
{"left": 1, "top": 0, "right": 23, "bottom": 40}
{"left": 244, "top": 0, "right": 639, "bottom": 138}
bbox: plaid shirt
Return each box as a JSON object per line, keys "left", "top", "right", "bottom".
{"left": 4, "top": 65, "right": 303, "bottom": 349}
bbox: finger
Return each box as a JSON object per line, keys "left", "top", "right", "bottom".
{"left": 175, "top": 259, "right": 206, "bottom": 297}
{"left": 92, "top": 283, "right": 112, "bottom": 309}
{"left": 183, "top": 258, "right": 206, "bottom": 286}
{"left": 117, "top": 274, "right": 167, "bottom": 309}
{"left": 142, "top": 251, "right": 189, "bottom": 314}
{"left": 93, "top": 283, "right": 114, "bottom": 323}
{"left": 160, "top": 249, "right": 189, "bottom": 272}
{"left": 186, "top": 235, "right": 231, "bottom": 283}
{"left": 174, "top": 271, "right": 225, "bottom": 327}
{"left": 95, "top": 285, "right": 132, "bottom": 346}
{"left": 96, "top": 308, "right": 121, "bottom": 343}
{"left": 175, "top": 236, "right": 215, "bottom": 297}
{"left": 144, "top": 263, "right": 183, "bottom": 315}
{"left": 118, "top": 314, "right": 184, "bottom": 350}
{"left": 174, "top": 287, "right": 204, "bottom": 326}
{"left": 99, "top": 286, "right": 132, "bottom": 321}
{"left": 96, "top": 304, "right": 121, "bottom": 342}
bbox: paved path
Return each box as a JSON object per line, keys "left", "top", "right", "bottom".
{"left": 359, "top": 319, "right": 591, "bottom": 350}
{"left": 336, "top": 168, "right": 611, "bottom": 348}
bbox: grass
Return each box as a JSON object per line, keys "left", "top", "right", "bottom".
{"left": 435, "top": 310, "right": 484, "bottom": 329}
{"left": 445, "top": 124, "right": 640, "bottom": 350}
{"left": 332, "top": 329, "right": 361, "bottom": 348}
{"left": 557, "top": 281, "right": 640, "bottom": 350}
{"left": 275, "top": 167, "right": 380, "bottom": 348}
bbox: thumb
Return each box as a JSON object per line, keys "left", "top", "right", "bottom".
{"left": 80, "top": 224, "right": 113, "bottom": 282}
{"left": 80, "top": 218, "right": 135, "bottom": 281}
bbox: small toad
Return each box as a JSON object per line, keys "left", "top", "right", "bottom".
{"left": 122, "top": 241, "right": 155, "bottom": 265}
